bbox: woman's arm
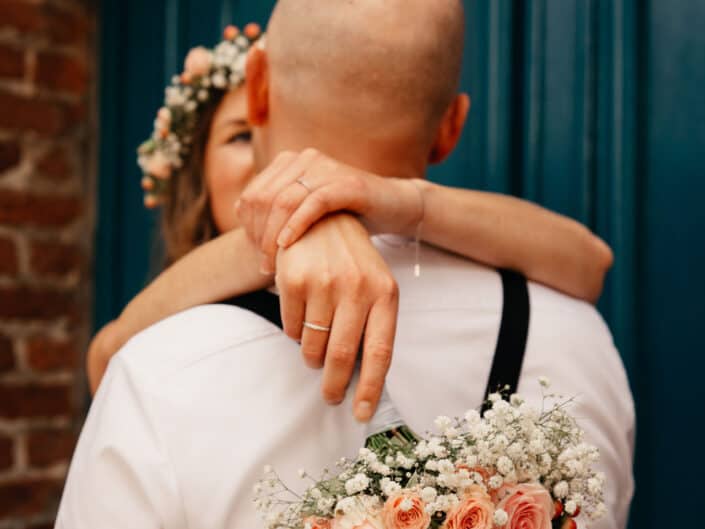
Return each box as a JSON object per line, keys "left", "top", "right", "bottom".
{"left": 236, "top": 149, "right": 614, "bottom": 303}
{"left": 411, "top": 179, "right": 614, "bottom": 303}
{"left": 87, "top": 228, "right": 268, "bottom": 393}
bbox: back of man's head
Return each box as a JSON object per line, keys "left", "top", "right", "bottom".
{"left": 251, "top": 0, "right": 466, "bottom": 176}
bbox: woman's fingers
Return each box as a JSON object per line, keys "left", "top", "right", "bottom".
{"left": 353, "top": 281, "right": 399, "bottom": 422}
{"left": 300, "top": 291, "right": 334, "bottom": 370}
{"left": 276, "top": 186, "right": 344, "bottom": 248}
{"left": 235, "top": 150, "right": 293, "bottom": 240}
{"left": 320, "top": 300, "right": 368, "bottom": 406}
{"left": 277, "top": 273, "right": 306, "bottom": 342}
{"left": 258, "top": 181, "right": 311, "bottom": 274}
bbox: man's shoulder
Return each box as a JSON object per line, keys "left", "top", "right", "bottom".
{"left": 113, "top": 304, "right": 282, "bottom": 385}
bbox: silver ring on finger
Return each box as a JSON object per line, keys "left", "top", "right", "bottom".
{"left": 296, "top": 178, "right": 313, "bottom": 193}
{"left": 303, "top": 320, "right": 331, "bottom": 332}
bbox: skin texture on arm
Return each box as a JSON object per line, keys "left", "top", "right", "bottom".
{"left": 412, "top": 179, "right": 614, "bottom": 303}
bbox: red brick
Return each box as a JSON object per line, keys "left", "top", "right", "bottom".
{"left": 0, "top": 436, "right": 14, "bottom": 470}
{"left": 0, "top": 44, "right": 23, "bottom": 79}
{"left": 0, "top": 334, "right": 14, "bottom": 373}
{"left": 0, "top": 383, "right": 72, "bottom": 419}
{"left": 0, "top": 139, "right": 21, "bottom": 172}
{"left": 0, "top": 286, "right": 76, "bottom": 321}
{"left": 0, "top": 190, "right": 81, "bottom": 227}
{"left": 36, "top": 52, "right": 87, "bottom": 95}
{"left": 36, "top": 146, "right": 71, "bottom": 180}
{"left": 27, "top": 429, "right": 76, "bottom": 468}
{"left": 26, "top": 336, "right": 79, "bottom": 372}
{"left": 0, "top": 236, "right": 19, "bottom": 276}
{"left": 0, "top": 92, "right": 65, "bottom": 135}
{"left": 0, "top": 478, "right": 63, "bottom": 518}
{"left": 0, "top": 1, "right": 89, "bottom": 47}
{"left": 30, "top": 241, "right": 82, "bottom": 278}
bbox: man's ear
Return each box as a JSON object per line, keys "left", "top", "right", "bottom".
{"left": 246, "top": 46, "right": 270, "bottom": 126}
{"left": 428, "top": 93, "right": 471, "bottom": 165}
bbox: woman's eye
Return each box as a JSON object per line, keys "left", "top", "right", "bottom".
{"left": 228, "top": 131, "right": 252, "bottom": 144}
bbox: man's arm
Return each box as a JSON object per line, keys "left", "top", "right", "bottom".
{"left": 56, "top": 355, "right": 183, "bottom": 529}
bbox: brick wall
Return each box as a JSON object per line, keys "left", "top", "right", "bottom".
{"left": 0, "top": 1, "right": 96, "bottom": 527}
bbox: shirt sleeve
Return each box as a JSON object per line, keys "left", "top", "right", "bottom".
{"left": 55, "top": 355, "right": 185, "bottom": 529}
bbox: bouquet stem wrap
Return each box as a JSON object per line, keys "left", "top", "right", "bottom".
{"left": 365, "top": 385, "right": 419, "bottom": 453}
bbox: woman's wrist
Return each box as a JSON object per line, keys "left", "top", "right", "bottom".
{"left": 364, "top": 176, "right": 427, "bottom": 236}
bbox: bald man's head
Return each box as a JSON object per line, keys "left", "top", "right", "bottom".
{"left": 265, "top": 0, "right": 465, "bottom": 149}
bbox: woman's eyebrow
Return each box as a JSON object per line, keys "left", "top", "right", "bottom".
{"left": 224, "top": 118, "right": 249, "bottom": 127}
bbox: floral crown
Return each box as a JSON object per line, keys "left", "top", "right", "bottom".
{"left": 137, "top": 24, "right": 263, "bottom": 209}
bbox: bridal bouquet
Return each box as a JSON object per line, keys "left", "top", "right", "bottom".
{"left": 255, "top": 379, "right": 605, "bottom": 529}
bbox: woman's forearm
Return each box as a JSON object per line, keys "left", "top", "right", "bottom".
{"left": 412, "top": 179, "right": 614, "bottom": 303}
{"left": 117, "top": 228, "right": 270, "bottom": 339}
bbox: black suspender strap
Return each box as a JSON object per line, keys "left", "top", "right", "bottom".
{"left": 224, "top": 290, "right": 283, "bottom": 329}
{"left": 481, "top": 269, "right": 531, "bottom": 413}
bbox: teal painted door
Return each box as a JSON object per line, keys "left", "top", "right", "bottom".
{"left": 97, "top": 2, "right": 705, "bottom": 527}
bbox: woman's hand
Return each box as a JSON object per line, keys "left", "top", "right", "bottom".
{"left": 275, "top": 213, "right": 399, "bottom": 423}
{"left": 235, "top": 148, "right": 422, "bottom": 274}
{"left": 86, "top": 319, "right": 129, "bottom": 395}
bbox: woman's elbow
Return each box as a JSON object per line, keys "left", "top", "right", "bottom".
{"left": 581, "top": 232, "right": 614, "bottom": 303}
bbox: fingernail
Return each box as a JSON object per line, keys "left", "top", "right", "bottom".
{"left": 277, "top": 226, "right": 294, "bottom": 247}
{"left": 354, "top": 400, "right": 373, "bottom": 423}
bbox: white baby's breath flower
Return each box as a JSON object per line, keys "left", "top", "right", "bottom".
{"left": 344, "top": 473, "right": 370, "bottom": 495}
{"left": 496, "top": 456, "right": 514, "bottom": 476}
{"left": 335, "top": 497, "right": 356, "bottom": 515}
{"left": 212, "top": 71, "right": 227, "bottom": 88}
{"left": 565, "top": 500, "right": 578, "bottom": 515}
{"left": 493, "top": 509, "right": 509, "bottom": 526}
{"left": 553, "top": 481, "right": 569, "bottom": 499}
{"left": 420, "top": 487, "right": 437, "bottom": 503}
{"left": 399, "top": 498, "right": 414, "bottom": 512}
{"left": 197, "top": 89, "right": 209, "bottom": 101}
{"left": 298, "top": 468, "right": 306, "bottom": 478}
{"left": 317, "top": 497, "right": 335, "bottom": 512}
{"left": 437, "top": 459, "right": 454, "bottom": 474}
{"left": 380, "top": 477, "right": 401, "bottom": 497}
{"left": 539, "top": 376, "right": 551, "bottom": 388}
{"left": 396, "top": 453, "right": 415, "bottom": 469}
{"left": 464, "top": 409, "right": 481, "bottom": 424}
{"left": 488, "top": 392, "right": 501, "bottom": 403}
{"left": 488, "top": 475, "right": 504, "bottom": 489}
{"left": 444, "top": 426, "right": 460, "bottom": 439}
{"left": 435, "top": 416, "right": 452, "bottom": 431}
{"left": 591, "top": 502, "right": 607, "bottom": 519}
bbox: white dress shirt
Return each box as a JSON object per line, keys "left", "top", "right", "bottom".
{"left": 56, "top": 239, "right": 634, "bottom": 529}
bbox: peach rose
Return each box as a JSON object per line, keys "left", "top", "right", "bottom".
{"left": 495, "top": 484, "right": 552, "bottom": 529}
{"left": 444, "top": 486, "right": 494, "bottom": 529}
{"left": 145, "top": 152, "right": 172, "bottom": 179}
{"left": 183, "top": 46, "right": 212, "bottom": 77}
{"left": 382, "top": 493, "right": 430, "bottom": 529}
{"left": 305, "top": 516, "right": 332, "bottom": 529}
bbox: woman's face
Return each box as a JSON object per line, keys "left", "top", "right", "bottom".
{"left": 204, "top": 87, "right": 254, "bottom": 233}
